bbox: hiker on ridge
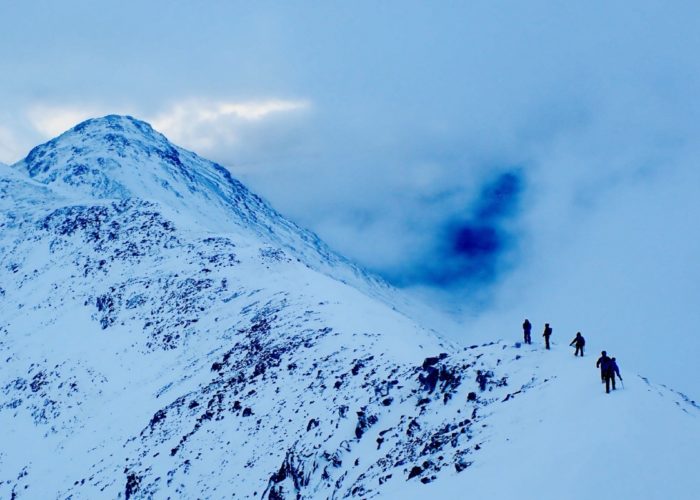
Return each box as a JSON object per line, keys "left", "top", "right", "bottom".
{"left": 596, "top": 351, "right": 611, "bottom": 384}
{"left": 569, "top": 332, "right": 585, "bottom": 357}
{"left": 597, "top": 351, "right": 618, "bottom": 393}
{"left": 610, "top": 357, "right": 622, "bottom": 390}
{"left": 523, "top": 319, "right": 532, "bottom": 345}
{"left": 542, "top": 323, "right": 552, "bottom": 350}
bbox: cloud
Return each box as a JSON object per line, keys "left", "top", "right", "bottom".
{"left": 18, "top": 98, "right": 311, "bottom": 167}
{"left": 381, "top": 169, "right": 525, "bottom": 289}
{"left": 149, "top": 99, "right": 311, "bottom": 155}
{"left": 26, "top": 104, "right": 108, "bottom": 139}
{"left": 0, "top": 125, "right": 24, "bottom": 164}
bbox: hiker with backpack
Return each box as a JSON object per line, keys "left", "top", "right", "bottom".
{"left": 596, "top": 351, "right": 616, "bottom": 393}
{"left": 523, "top": 319, "right": 532, "bottom": 345}
{"left": 610, "top": 357, "right": 622, "bottom": 390}
{"left": 542, "top": 323, "right": 552, "bottom": 350}
{"left": 596, "top": 351, "right": 610, "bottom": 383}
{"left": 569, "top": 332, "right": 585, "bottom": 356}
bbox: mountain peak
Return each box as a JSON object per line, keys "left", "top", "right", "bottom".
{"left": 10, "top": 115, "right": 380, "bottom": 295}
{"left": 19, "top": 114, "right": 175, "bottom": 182}
{"left": 70, "top": 114, "right": 159, "bottom": 139}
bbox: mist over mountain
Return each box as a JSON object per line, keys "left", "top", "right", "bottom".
{"left": 1, "top": 117, "right": 698, "bottom": 499}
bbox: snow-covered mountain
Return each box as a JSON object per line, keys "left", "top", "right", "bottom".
{"left": 1, "top": 116, "right": 698, "bottom": 499}
{"left": 11, "top": 115, "right": 384, "bottom": 294}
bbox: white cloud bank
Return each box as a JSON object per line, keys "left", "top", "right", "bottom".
{"left": 149, "top": 98, "right": 310, "bottom": 154}
{"left": 8, "top": 98, "right": 311, "bottom": 164}
{"left": 25, "top": 104, "right": 106, "bottom": 139}
{"left": 0, "top": 125, "right": 24, "bottom": 164}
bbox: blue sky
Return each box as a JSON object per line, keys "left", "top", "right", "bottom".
{"left": 2, "top": 0, "right": 700, "bottom": 396}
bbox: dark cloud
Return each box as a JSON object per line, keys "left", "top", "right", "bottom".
{"left": 378, "top": 170, "right": 524, "bottom": 289}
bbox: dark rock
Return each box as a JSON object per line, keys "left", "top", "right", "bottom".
{"left": 355, "top": 409, "right": 377, "bottom": 440}
{"left": 422, "top": 357, "right": 440, "bottom": 369}
{"left": 125, "top": 471, "right": 140, "bottom": 499}
{"left": 148, "top": 409, "right": 166, "bottom": 428}
{"left": 306, "top": 418, "right": 319, "bottom": 432}
{"left": 455, "top": 460, "right": 472, "bottom": 472}
{"left": 419, "top": 366, "right": 439, "bottom": 393}
{"left": 407, "top": 419, "right": 421, "bottom": 437}
{"left": 407, "top": 466, "right": 423, "bottom": 480}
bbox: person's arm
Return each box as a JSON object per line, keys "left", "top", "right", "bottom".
{"left": 596, "top": 359, "right": 601, "bottom": 368}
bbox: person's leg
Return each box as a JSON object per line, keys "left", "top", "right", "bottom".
{"left": 611, "top": 375, "right": 616, "bottom": 390}
{"left": 605, "top": 376, "right": 611, "bottom": 393}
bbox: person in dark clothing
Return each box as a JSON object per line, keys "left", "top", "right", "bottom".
{"left": 542, "top": 323, "right": 552, "bottom": 350}
{"left": 609, "top": 357, "right": 622, "bottom": 390}
{"left": 596, "top": 351, "right": 615, "bottom": 393}
{"left": 569, "top": 332, "right": 585, "bottom": 356}
{"left": 596, "top": 351, "right": 610, "bottom": 383}
{"left": 523, "top": 319, "right": 532, "bottom": 344}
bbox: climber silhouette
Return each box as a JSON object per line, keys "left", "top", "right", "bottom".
{"left": 569, "top": 332, "right": 585, "bottom": 356}
{"left": 596, "top": 351, "right": 610, "bottom": 382}
{"left": 523, "top": 319, "right": 532, "bottom": 344}
{"left": 542, "top": 323, "right": 552, "bottom": 350}
{"left": 610, "top": 357, "right": 622, "bottom": 390}
{"left": 596, "top": 351, "right": 615, "bottom": 393}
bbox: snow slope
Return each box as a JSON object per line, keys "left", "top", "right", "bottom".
{"left": 1, "top": 116, "right": 698, "bottom": 499}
